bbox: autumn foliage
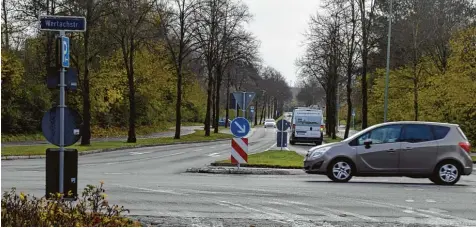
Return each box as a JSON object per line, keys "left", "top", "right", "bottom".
{"left": 1, "top": 182, "right": 141, "bottom": 227}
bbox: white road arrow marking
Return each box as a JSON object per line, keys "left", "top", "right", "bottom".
{"left": 234, "top": 122, "right": 246, "bottom": 133}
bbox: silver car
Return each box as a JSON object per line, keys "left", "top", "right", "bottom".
{"left": 264, "top": 119, "right": 276, "bottom": 128}
{"left": 303, "top": 121, "right": 473, "bottom": 185}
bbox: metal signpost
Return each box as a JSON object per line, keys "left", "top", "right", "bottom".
{"left": 40, "top": 15, "right": 86, "bottom": 197}
{"left": 277, "top": 119, "right": 290, "bottom": 150}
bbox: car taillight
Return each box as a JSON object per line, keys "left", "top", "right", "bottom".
{"left": 459, "top": 142, "right": 471, "bottom": 153}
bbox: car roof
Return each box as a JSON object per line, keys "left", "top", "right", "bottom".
{"left": 375, "top": 121, "right": 458, "bottom": 127}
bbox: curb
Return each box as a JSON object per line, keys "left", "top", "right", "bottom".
{"left": 210, "top": 162, "right": 303, "bottom": 169}
{"left": 185, "top": 166, "right": 298, "bottom": 175}
{"left": 1, "top": 138, "right": 232, "bottom": 160}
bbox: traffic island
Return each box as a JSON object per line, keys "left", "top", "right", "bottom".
{"left": 185, "top": 166, "right": 302, "bottom": 175}
{"left": 186, "top": 150, "right": 306, "bottom": 175}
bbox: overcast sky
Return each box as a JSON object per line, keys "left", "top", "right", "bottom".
{"left": 242, "top": 0, "right": 323, "bottom": 87}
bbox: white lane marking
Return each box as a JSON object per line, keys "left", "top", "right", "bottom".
{"left": 194, "top": 149, "right": 203, "bottom": 152}
{"left": 218, "top": 201, "right": 288, "bottom": 224}
{"left": 353, "top": 198, "right": 476, "bottom": 226}
{"left": 265, "top": 143, "right": 277, "bottom": 151}
{"left": 273, "top": 199, "right": 352, "bottom": 222}
{"left": 130, "top": 152, "right": 144, "bottom": 155}
{"left": 208, "top": 153, "right": 220, "bottom": 157}
{"left": 112, "top": 184, "right": 186, "bottom": 196}
{"left": 405, "top": 199, "right": 415, "bottom": 202}
{"left": 104, "top": 172, "right": 131, "bottom": 175}
{"left": 106, "top": 151, "right": 188, "bottom": 165}
{"left": 210, "top": 146, "right": 216, "bottom": 149}
{"left": 320, "top": 206, "right": 379, "bottom": 222}
{"left": 426, "top": 199, "right": 436, "bottom": 203}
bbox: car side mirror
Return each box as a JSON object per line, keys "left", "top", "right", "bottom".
{"left": 364, "top": 139, "right": 372, "bottom": 148}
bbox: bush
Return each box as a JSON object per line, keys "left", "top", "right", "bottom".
{"left": 1, "top": 182, "right": 141, "bottom": 227}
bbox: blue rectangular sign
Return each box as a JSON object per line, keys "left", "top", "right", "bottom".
{"left": 39, "top": 15, "right": 86, "bottom": 32}
{"left": 62, "top": 36, "right": 70, "bottom": 68}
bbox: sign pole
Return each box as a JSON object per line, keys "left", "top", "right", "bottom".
{"left": 59, "top": 30, "right": 66, "bottom": 194}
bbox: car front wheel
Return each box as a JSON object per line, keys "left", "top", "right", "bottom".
{"left": 430, "top": 162, "right": 461, "bottom": 185}
{"left": 327, "top": 159, "right": 354, "bottom": 182}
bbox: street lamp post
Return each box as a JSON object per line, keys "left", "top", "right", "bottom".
{"left": 384, "top": 0, "right": 393, "bottom": 122}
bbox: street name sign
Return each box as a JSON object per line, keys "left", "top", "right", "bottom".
{"left": 39, "top": 15, "right": 86, "bottom": 32}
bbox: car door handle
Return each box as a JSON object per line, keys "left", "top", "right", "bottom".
{"left": 403, "top": 147, "right": 413, "bottom": 151}
{"left": 387, "top": 149, "right": 396, "bottom": 153}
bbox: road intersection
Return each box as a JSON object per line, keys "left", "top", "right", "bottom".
{"left": 2, "top": 126, "right": 476, "bottom": 226}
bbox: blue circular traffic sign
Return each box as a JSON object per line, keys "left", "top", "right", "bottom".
{"left": 277, "top": 119, "right": 290, "bottom": 131}
{"left": 230, "top": 117, "right": 250, "bottom": 138}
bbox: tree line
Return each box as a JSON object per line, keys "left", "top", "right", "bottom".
{"left": 1, "top": 0, "right": 292, "bottom": 144}
{"left": 296, "top": 0, "right": 476, "bottom": 144}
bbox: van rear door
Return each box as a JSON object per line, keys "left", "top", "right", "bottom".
{"left": 295, "top": 115, "right": 322, "bottom": 138}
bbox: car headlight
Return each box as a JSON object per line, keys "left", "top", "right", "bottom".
{"left": 308, "top": 147, "right": 331, "bottom": 159}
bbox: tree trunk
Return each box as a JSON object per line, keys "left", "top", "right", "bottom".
{"left": 214, "top": 67, "right": 222, "bottom": 134}
{"left": 204, "top": 70, "right": 213, "bottom": 136}
{"left": 2, "top": 0, "right": 9, "bottom": 49}
{"left": 81, "top": 26, "right": 92, "bottom": 145}
{"left": 212, "top": 75, "right": 216, "bottom": 129}
{"left": 225, "top": 76, "right": 230, "bottom": 128}
{"left": 174, "top": 66, "right": 183, "bottom": 139}
{"left": 127, "top": 37, "right": 137, "bottom": 143}
{"left": 413, "top": 77, "right": 419, "bottom": 121}
{"left": 254, "top": 100, "right": 258, "bottom": 126}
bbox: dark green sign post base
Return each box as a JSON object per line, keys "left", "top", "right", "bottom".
{"left": 45, "top": 148, "right": 78, "bottom": 200}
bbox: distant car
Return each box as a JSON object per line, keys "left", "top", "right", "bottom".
{"left": 303, "top": 121, "right": 473, "bottom": 185}
{"left": 218, "top": 118, "right": 231, "bottom": 127}
{"left": 264, "top": 119, "right": 276, "bottom": 128}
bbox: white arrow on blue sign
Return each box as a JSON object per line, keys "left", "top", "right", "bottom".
{"left": 62, "top": 36, "right": 70, "bottom": 68}
{"left": 230, "top": 117, "right": 250, "bottom": 138}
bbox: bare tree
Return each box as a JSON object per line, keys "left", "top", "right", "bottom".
{"left": 156, "top": 0, "right": 199, "bottom": 139}
{"left": 357, "top": 0, "right": 377, "bottom": 129}
{"left": 107, "top": 0, "right": 153, "bottom": 143}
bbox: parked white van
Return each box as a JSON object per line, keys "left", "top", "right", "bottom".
{"left": 290, "top": 108, "right": 324, "bottom": 145}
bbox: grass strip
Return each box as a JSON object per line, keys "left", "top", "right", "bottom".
{"left": 472, "top": 156, "right": 476, "bottom": 162}
{"left": 1, "top": 130, "right": 232, "bottom": 157}
{"left": 1, "top": 122, "right": 203, "bottom": 142}
{"left": 323, "top": 135, "right": 343, "bottom": 143}
{"left": 213, "top": 150, "right": 304, "bottom": 169}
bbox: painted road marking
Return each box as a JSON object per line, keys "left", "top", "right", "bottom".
{"left": 130, "top": 152, "right": 144, "bottom": 155}
{"left": 208, "top": 153, "right": 220, "bottom": 157}
{"left": 405, "top": 199, "right": 415, "bottom": 202}
{"left": 113, "top": 184, "right": 187, "bottom": 196}
{"left": 265, "top": 143, "right": 277, "bottom": 151}
{"left": 194, "top": 149, "right": 203, "bottom": 152}
{"left": 426, "top": 199, "right": 436, "bottom": 203}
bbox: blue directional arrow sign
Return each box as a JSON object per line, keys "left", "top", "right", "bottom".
{"left": 62, "top": 36, "right": 70, "bottom": 68}
{"left": 230, "top": 117, "right": 250, "bottom": 138}
{"left": 39, "top": 15, "right": 86, "bottom": 32}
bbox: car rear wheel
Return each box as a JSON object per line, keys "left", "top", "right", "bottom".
{"left": 327, "top": 159, "right": 353, "bottom": 182}
{"left": 430, "top": 162, "right": 461, "bottom": 185}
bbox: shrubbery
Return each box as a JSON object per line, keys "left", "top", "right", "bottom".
{"left": 1, "top": 182, "right": 141, "bottom": 227}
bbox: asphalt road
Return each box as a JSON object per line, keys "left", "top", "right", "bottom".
{"left": 2, "top": 126, "right": 476, "bottom": 227}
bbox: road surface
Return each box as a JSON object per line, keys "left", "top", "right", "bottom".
{"left": 2, "top": 126, "right": 476, "bottom": 226}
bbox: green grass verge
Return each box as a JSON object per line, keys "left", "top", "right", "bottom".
{"left": 472, "top": 156, "right": 476, "bottom": 162}
{"left": 214, "top": 150, "right": 304, "bottom": 169}
{"left": 1, "top": 130, "right": 232, "bottom": 157}
{"left": 1, "top": 122, "right": 203, "bottom": 143}
{"left": 323, "top": 135, "right": 343, "bottom": 144}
